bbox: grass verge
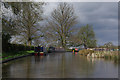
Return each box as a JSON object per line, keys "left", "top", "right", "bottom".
{"left": 1, "top": 50, "right": 34, "bottom": 61}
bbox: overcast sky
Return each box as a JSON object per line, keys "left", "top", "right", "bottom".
{"left": 43, "top": 2, "right": 118, "bottom": 46}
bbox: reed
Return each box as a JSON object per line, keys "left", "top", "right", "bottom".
{"left": 78, "top": 49, "right": 119, "bottom": 63}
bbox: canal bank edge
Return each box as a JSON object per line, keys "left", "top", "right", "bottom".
{"left": 1, "top": 53, "right": 34, "bottom": 64}
{"left": 1, "top": 51, "right": 67, "bottom": 64}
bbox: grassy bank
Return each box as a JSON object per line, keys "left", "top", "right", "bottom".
{"left": 1, "top": 50, "right": 34, "bottom": 61}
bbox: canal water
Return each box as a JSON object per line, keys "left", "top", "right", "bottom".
{"left": 2, "top": 52, "right": 118, "bottom": 78}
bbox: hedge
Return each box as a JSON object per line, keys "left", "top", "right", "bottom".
{"left": 2, "top": 43, "right": 34, "bottom": 52}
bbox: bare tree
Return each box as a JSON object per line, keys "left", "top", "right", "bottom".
{"left": 2, "top": 2, "right": 45, "bottom": 46}
{"left": 14, "top": 2, "right": 44, "bottom": 46}
{"left": 46, "top": 2, "right": 77, "bottom": 49}
{"left": 68, "top": 34, "right": 82, "bottom": 47}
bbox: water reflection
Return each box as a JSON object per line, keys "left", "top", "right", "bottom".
{"left": 2, "top": 52, "right": 118, "bottom": 78}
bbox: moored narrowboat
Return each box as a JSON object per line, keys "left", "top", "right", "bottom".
{"left": 34, "top": 46, "right": 47, "bottom": 56}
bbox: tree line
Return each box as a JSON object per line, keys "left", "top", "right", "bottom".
{"left": 2, "top": 2, "right": 97, "bottom": 52}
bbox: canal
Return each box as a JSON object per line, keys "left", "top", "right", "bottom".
{"left": 2, "top": 52, "right": 118, "bottom": 78}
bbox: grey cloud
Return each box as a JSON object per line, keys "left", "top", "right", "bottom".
{"left": 72, "top": 2, "right": 118, "bottom": 45}
{"left": 43, "top": 2, "right": 118, "bottom": 45}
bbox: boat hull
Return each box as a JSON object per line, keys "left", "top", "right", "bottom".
{"left": 34, "top": 52, "right": 46, "bottom": 56}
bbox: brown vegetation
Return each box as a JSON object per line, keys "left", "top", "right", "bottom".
{"left": 78, "top": 49, "right": 94, "bottom": 56}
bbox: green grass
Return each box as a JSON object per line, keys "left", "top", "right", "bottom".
{"left": 1, "top": 50, "right": 34, "bottom": 61}
{"left": 0, "top": 53, "right": 2, "bottom": 57}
